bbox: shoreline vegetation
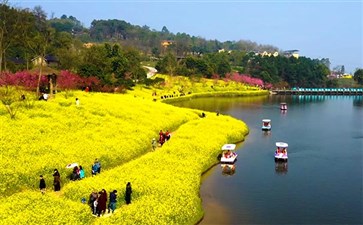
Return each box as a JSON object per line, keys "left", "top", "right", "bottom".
{"left": 0, "top": 75, "right": 267, "bottom": 224}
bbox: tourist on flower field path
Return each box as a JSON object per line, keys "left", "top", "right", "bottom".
{"left": 92, "top": 158, "right": 101, "bottom": 176}
{"left": 71, "top": 166, "right": 80, "bottom": 181}
{"left": 75, "top": 98, "right": 80, "bottom": 106}
{"left": 88, "top": 191, "right": 98, "bottom": 215}
{"left": 79, "top": 166, "right": 85, "bottom": 179}
{"left": 164, "top": 130, "right": 171, "bottom": 141}
{"left": 108, "top": 190, "right": 118, "bottom": 213}
{"left": 125, "top": 182, "right": 132, "bottom": 204}
{"left": 159, "top": 130, "right": 165, "bottom": 146}
{"left": 151, "top": 138, "right": 157, "bottom": 150}
{"left": 53, "top": 169, "right": 61, "bottom": 191}
{"left": 93, "top": 196, "right": 98, "bottom": 215}
{"left": 97, "top": 189, "right": 107, "bottom": 217}
{"left": 39, "top": 175, "right": 46, "bottom": 194}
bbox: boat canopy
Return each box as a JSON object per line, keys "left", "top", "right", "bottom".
{"left": 221, "top": 144, "right": 236, "bottom": 151}
{"left": 280, "top": 102, "right": 287, "bottom": 105}
{"left": 262, "top": 119, "right": 271, "bottom": 122}
{"left": 276, "top": 142, "right": 288, "bottom": 148}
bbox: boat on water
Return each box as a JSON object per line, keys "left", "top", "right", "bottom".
{"left": 274, "top": 142, "right": 288, "bottom": 161}
{"left": 280, "top": 102, "right": 288, "bottom": 110}
{"left": 262, "top": 119, "right": 271, "bottom": 130}
{"left": 220, "top": 144, "right": 237, "bottom": 164}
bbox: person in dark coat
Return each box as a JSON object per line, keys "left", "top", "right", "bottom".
{"left": 88, "top": 191, "right": 98, "bottom": 214}
{"left": 39, "top": 175, "right": 46, "bottom": 194}
{"left": 97, "top": 189, "right": 107, "bottom": 217}
{"left": 53, "top": 169, "right": 61, "bottom": 191}
{"left": 125, "top": 182, "right": 132, "bottom": 204}
{"left": 108, "top": 190, "right": 118, "bottom": 213}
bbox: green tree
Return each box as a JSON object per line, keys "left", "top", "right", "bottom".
{"left": 78, "top": 45, "right": 109, "bottom": 80}
{"left": 0, "top": 1, "right": 33, "bottom": 72}
{"left": 25, "top": 6, "right": 56, "bottom": 95}
{"left": 155, "top": 52, "right": 177, "bottom": 76}
{"left": 353, "top": 69, "right": 363, "bottom": 85}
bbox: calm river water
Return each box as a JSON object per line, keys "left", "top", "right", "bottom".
{"left": 172, "top": 95, "right": 362, "bottom": 225}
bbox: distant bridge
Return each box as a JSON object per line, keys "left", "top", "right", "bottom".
{"left": 272, "top": 88, "right": 363, "bottom": 96}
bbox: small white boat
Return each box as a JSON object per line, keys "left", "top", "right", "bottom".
{"left": 274, "top": 142, "right": 288, "bottom": 161}
{"left": 280, "top": 102, "right": 287, "bottom": 110}
{"left": 262, "top": 119, "right": 271, "bottom": 130}
{"left": 220, "top": 144, "right": 237, "bottom": 164}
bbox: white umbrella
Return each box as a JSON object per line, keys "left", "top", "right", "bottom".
{"left": 66, "top": 162, "right": 79, "bottom": 169}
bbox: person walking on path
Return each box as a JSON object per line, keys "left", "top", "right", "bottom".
{"left": 39, "top": 175, "right": 46, "bottom": 194}
{"left": 159, "top": 130, "right": 165, "bottom": 146}
{"left": 92, "top": 159, "right": 101, "bottom": 176}
{"left": 79, "top": 166, "right": 85, "bottom": 179}
{"left": 108, "top": 190, "right": 117, "bottom": 213}
{"left": 152, "top": 138, "right": 157, "bottom": 150}
{"left": 88, "top": 191, "right": 98, "bottom": 215}
{"left": 165, "top": 130, "right": 171, "bottom": 141}
{"left": 97, "top": 189, "right": 107, "bottom": 217}
{"left": 125, "top": 182, "right": 132, "bottom": 204}
{"left": 53, "top": 169, "right": 61, "bottom": 191}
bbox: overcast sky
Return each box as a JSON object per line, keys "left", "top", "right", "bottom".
{"left": 8, "top": 0, "right": 363, "bottom": 73}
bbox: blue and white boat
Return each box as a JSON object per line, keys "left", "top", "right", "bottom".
{"left": 274, "top": 142, "right": 288, "bottom": 161}
{"left": 220, "top": 144, "right": 237, "bottom": 164}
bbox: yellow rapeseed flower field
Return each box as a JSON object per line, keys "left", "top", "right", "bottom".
{"left": 0, "top": 77, "right": 263, "bottom": 224}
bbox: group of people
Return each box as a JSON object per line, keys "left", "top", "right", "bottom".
{"left": 88, "top": 182, "right": 132, "bottom": 217}
{"left": 275, "top": 147, "right": 287, "bottom": 154}
{"left": 223, "top": 150, "right": 236, "bottom": 158}
{"left": 158, "top": 130, "right": 171, "bottom": 147}
{"left": 39, "top": 159, "right": 102, "bottom": 193}
{"left": 39, "top": 162, "right": 134, "bottom": 217}
{"left": 70, "top": 166, "right": 85, "bottom": 181}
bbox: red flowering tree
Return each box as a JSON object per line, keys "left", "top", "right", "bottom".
{"left": 0, "top": 71, "right": 47, "bottom": 90}
{"left": 224, "top": 72, "right": 265, "bottom": 87}
{"left": 57, "top": 70, "right": 100, "bottom": 97}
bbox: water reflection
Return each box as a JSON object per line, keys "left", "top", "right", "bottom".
{"left": 353, "top": 96, "right": 363, "bottom": 107}
{"left": 221, "top": 164, "right": 236, "bottom": 176}
{"left": 263, "top": 130, "right": 271, "bottom": 136}
{"left": 275, "top": 161, "right": 288, "bottom": 175}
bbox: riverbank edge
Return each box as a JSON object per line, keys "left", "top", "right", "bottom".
{"left": 161, "top": 90, "right": 269, "bottom": 103}
{"left": 193, "top": 139, "right": 248, "bottom": 225}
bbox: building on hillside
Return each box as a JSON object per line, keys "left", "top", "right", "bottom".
{"left": 161, "top": 40, "right": 174, "bottom": 48}
{"left": 283, "top": 50, "right": 299, "bottom": 59}
{"left": 83, "top": 42, "right": 95, "bottom": 48}
{"left": 31, "top": 55, "right": 59, "bottom": 67}
{"left": 341, "top": 73, "right": 353, "bottom": 79}
{"left": 254, "top": 51, "right": 279, "bottom": 57}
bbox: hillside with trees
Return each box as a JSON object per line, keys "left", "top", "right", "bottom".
{"left": 2, "top": 1, "right": 360, "bottom": 91}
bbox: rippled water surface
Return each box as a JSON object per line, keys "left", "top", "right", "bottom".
{"left": 172, "top": 95, "right": 363, "bottom": 225}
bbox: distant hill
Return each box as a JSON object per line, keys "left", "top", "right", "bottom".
{"left": 49, "top": 16, "right": 279, "bottom": 56}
